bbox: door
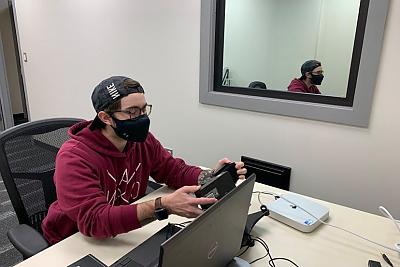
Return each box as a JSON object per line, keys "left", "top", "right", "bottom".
{"left": 0, "top": 34, "right": 14, "bottom": 130}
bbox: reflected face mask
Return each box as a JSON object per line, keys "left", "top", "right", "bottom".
{"left": 310, "top": 74, "right": 324, "bottom": 85}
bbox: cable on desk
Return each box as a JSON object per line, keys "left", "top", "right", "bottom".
{"left": 236, "top": 245, "right": 251, "bottom": 258}
{"left": 249, "top": 236, "right": 275, "bottom": 266}
{"left": 249, "top": 235, "right": 300, "bottom": 267}
{"left": 256, "top": 191, "right": 400, "bottom": 253}
{"left": 253, "top": 191, "right": 279, "bottom": 207}
{"left": 268, "top": 257, "right": 301, "bottom": 267}
{"left": 379, "top": 206, "right": 400, "bottom": 233}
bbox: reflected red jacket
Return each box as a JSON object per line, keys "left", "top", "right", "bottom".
{"left": 288, "top": 78, "right": 321, "bottom": 94}
{"left": 42, "top": 121, "right": 201, "bottom": 244}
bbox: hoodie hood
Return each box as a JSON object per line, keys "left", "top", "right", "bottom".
{"left": 68, "top": 120, "right": 134, "bottom": 158}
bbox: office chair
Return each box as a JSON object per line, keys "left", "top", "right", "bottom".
{"left": 0, "top": 118, "right": 83, "bottom": 259}
{"left": 248, "top": 81, "right": 267, "bottom": 89}
{"left": 241, "top": 156, "right": 291, "bottom": 190}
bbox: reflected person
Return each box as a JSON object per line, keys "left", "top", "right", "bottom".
{"left": 288, "top": 60, "right": 324, "bottom": 94}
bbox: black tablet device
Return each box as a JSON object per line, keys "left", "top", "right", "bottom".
{"left": 195, "top": 170, "right": 236, "bottom": 209}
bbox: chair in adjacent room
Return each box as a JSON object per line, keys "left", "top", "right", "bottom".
{"left": 248, "top": 81, "right": 267, "bottom": 89}
{"left": 241, "top": 155, "right": 291, "bottom": 190}
{"left": 0, "top": 118, "right": 83, "bottom": 259}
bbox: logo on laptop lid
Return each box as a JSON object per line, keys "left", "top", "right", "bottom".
{"left": 207, "top": 241, "right": 219, "bottom": 260}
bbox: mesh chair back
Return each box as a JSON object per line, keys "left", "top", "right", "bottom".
{"left": 0, "top": 118, "right": 83, "bottom": 233}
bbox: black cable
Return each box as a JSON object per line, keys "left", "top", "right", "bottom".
{"left": 249, "top": 237, "right": 275, "bottom": 267}
{"left": 269, "top": 258, "right": 300, "bottom": 267}
{"left": 245, "top": 195, "right": 300, "bottom": 267}
{"left": 236, "top": 245, "right": 251, "bottom": 257}
{"left": 248, "top": 240, "right": 272, "bottom": 266}
{"left": 248, "top": 236, "right": 300, "bottom": 267}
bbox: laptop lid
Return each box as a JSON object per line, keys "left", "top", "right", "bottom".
{"left": 159, "top": 174, "right": 256, "bottom": 267}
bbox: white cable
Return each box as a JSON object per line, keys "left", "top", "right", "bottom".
{"left": 378, "top": 206, "right": 400, "bottom": 252}
{"left": 378, "top": 206, "right": 400, "bottom": 233}
{"left": 257, "top": 191, "right": 400, "bottom": 253}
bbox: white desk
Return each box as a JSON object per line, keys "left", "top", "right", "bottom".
{"left": 15, "top": 183, "right": 400, "bottom": 267}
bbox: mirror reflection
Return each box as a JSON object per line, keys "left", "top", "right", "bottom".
{"left": 222, "top": 0, "right": 361, "bottom": 97}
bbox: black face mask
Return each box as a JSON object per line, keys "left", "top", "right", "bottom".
{"left": 112, "top": 114, "right": 150, "bottom": 142}
{"left": 310, "top": 74, "right": 324, "bottom": 85}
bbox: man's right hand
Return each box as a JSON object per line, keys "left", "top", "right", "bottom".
{"left": 161, "top": 185, "right": 217, "bottom": 218}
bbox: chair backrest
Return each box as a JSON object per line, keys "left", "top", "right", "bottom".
{"left": 248, "top": 81, "right": 267, "bottom": 89}
{"left": 0, "top": 118, "right": 83, "bottom": 233}
{"left": 241, "top": 156, "right": 291, "bottom": 190}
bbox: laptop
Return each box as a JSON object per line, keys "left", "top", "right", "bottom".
{"left": 111, "top": 173, "right": 256, "bottom": 267}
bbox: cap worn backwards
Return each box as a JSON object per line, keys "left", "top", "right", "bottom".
{"left": 301, "top": 60, "right": 321, "bottom": 76}
{"left": 91, "top": 76, "right": 145, "bottom": 113}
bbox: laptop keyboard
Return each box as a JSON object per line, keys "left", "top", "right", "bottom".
{"left": 113, "top": 256, "right": 159, "bottom": 267}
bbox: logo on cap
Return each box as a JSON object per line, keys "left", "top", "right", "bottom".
{"left": 107, "top": 83, "right": 120, "bottom": 99}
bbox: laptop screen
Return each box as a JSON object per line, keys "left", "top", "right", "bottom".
{"left": 159, "top": 174, "right": 256, "bottom": 267}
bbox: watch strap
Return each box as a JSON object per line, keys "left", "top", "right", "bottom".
{"left": 155, "top": 197, "right": 163, "bottom": 210}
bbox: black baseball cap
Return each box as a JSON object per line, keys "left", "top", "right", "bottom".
{"left": 90, "top": 76, "right": 145, "bottom": 130}
{"left": 301, "top": 60, "right": 321, "bottom": 76}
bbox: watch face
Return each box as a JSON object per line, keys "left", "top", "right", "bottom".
{"left": 155, "top": 208, "right": 168, "bottom": 220}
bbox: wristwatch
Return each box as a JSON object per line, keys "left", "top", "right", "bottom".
{"left": 154, "top": 197, "right": 169, "bottom": 220}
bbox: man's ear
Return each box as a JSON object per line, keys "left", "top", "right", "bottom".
{"left": 305, "top": 72, "right": 312, "bottom": 79}
{"left": 98, "top": 111, "right": 114, "bottom": 127}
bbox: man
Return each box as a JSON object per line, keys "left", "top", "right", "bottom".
{"left": 42, "top": 76, "right": 246, "bottom": 244}
{"left": 288, "top": 60, "right": 324, "bottom": 94}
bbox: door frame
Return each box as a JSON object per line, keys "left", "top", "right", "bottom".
{"left": 0, "top": 34, "right": 14, "bottom": 130}
{"left": 8, "top": 0, "right": 28, "bottom": 120}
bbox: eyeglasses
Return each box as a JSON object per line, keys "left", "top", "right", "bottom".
{"left": 109, "top": 104, "right": 152, "bottom": 119}
{"left": 311, "top": 70, "right": 324, "bottom": 75}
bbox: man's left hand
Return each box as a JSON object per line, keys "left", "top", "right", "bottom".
{"left": 214, "top": 158, "right": 247, "bottom": 180}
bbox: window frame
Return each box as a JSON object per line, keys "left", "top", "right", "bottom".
{"left": 199, "top": 0, "right": 389, "bottom": 127}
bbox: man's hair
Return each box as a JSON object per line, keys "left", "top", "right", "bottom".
{"left": 104, "top": 100, "right": 122, "bottom": 113}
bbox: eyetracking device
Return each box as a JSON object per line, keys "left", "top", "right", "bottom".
{"left": 195, "top": 170, "right": 236, "bottom": 210}
{"left": 213, "top": 162, "right": 239, "bottom": 184}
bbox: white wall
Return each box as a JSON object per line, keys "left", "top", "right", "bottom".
{"left": 223, "top": 0, "right": 359, "bottom": 97}
{"left": 224, "top": 0, "right": 321, "bottom": 90}
{"left": 14, "top": 0, "right": 400, "bottom": 218}
{"left": 316, "top": 0, "right": 360, "bottom": 97}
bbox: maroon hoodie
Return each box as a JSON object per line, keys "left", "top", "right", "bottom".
{"left": 287, "top": 78, "right": 321, "bottom": 94}
{"left": 42, "top": 121, "right": 202, "bottom": 244}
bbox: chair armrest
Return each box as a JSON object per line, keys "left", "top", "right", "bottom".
{"left": 7, "top": 224, "right": 49, "bottom": 259}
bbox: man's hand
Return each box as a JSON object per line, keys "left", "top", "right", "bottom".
{"left": 162, "top": 185, "right": 217, "bottom": 218}
{"left": 214, "top": 158, "right": 247, "bottom": 180}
